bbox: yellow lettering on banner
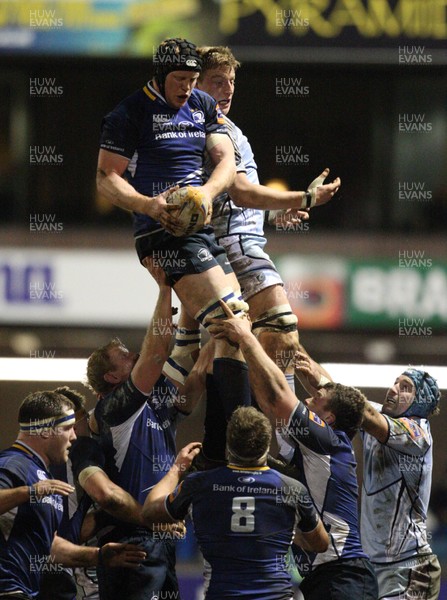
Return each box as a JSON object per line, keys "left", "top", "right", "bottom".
{"left": 331, "top": 0, "right": 376, "bottom": 36}
{"left": 218, "top": 0, "right": 447, "bottom": 39}
{"left": 290, "top": 0, "right": 335, "bottom": 38}
{"left": 369, "top": 0, "right": 400, "bottom": 36}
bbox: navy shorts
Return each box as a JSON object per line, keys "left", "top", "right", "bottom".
{"left": 135, "top": 226, "right": 233, "bottom": 285}
{"left": 97, "top": 530, "right": 178, "bottom": 600}
{"left": 299, "top": 557, "right": 379, "bottom": 600}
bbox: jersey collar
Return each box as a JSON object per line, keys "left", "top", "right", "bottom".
{"left": 12, "top": 440, "right": 48, "bottom": 471}
{"left": 144, "top": 80, "right": 168, "bottom": 105}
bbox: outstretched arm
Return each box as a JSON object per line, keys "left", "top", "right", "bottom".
{"left": 229, "top": 168, "right": 340, "bottom": 211}
{"left": 130, "top": 259, "right": 174, "bottom": 394}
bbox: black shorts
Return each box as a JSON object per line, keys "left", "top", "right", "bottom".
{"left": 299, "top": 557, "right": 379, "bottom": 600}
{"left": 135, "top": 226, "right": 233, "bottom": 285}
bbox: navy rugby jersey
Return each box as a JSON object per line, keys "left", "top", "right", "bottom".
{"left": 279, "top": 402, "right": 367, "bottom": 574}
{"left": 166, "top": 465, "right": 319, "bottom": 599}
{"left": 95, "top": 375, "right": 182, "bottom": 507}
{"left": 0, "top": 441, "right": 64, "bottom": 597}
{"left": 99, "top": 83, "right": 228, "bottom": 237}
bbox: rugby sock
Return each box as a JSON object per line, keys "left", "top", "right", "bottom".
{"left": 213, "top": 358, "right": 251, "bottom": 420}
{"left": 202, "top": 374, "right": 227, "bottom": 461}
{"left": 162, "top": 328, "right": 200, "bottom": 385}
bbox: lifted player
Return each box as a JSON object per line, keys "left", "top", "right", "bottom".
{"left": 96, "top": 38, "right": 247, "bottom": 338}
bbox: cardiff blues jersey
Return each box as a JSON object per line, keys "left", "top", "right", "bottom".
{"left": 94, "top": 375, "right": 181, "bottom": 507}
{"left": 361, "top": 402, "right": 433, "bottom": 563}
{"left": 166, "top": 465, "right": 319, "bottom": 599}
{"left": 210, "top": 117, "right": 265, "bottom": 239}
{"left": 0, "top": 442, "right": 64, "bottom": 597}
{"left": 280, "top": 402, "right": 366, "bottom": 574}
{"left": 100, "top": 83, "right": 228, "bottom": 237}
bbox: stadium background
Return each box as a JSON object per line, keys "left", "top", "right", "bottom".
{"left": 0, "top": 1, "right": 446, "bottom": 598}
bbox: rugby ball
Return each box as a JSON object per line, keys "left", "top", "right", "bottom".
{"left": 166, "top": 186, "right": 212, "bottom": 237}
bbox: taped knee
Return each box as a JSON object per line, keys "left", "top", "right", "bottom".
{"left": 163, "top": 328, "right": 200, "bottom": 386}
{"left": 194, "top": 287, "right": 249, "bottom": 328}
{"left": 251, "top": 304, "right": 298, "bottom": 334}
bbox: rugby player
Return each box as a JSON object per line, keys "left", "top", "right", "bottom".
{"left": 142, "top": 406, "right": 329, "bottom": 599}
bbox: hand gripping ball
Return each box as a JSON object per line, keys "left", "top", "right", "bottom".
{"left": 166, "top": 186, "right": 212, "bottom": 237}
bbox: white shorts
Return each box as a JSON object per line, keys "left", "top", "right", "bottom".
{"left": 217, "top": 234, "right": 283, "bottom": 300}
{"left": 373, "top": 554, "right": 441, "bottom": 600}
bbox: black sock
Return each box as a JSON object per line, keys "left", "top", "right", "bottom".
{"left": 213, "top": 358, "right": 251, "bottom": 420}
{"left": 202, "top": 373, "right": 228, "bottom": 461}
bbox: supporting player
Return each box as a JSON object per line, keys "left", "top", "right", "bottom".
{"left": 142, "top": 406, "right": 328, "bottom": 599}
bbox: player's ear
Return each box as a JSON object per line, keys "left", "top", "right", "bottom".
{"left": 104, "top": 371, "right": 119, "bottom": 384}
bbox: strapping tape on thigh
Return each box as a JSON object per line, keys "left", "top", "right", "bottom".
{"left": 252, "top": 304, "right": 298, "bottom": 334}
{"left": 194, "top": 287, "right": 249, "bottom": 328}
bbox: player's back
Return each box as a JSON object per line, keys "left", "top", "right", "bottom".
{"left": 168, "top": 465, "right": 303, "bottom": 599}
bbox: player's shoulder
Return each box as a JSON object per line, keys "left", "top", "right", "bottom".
{"left": 0, "top": 448, "right": 37, "bottom": 480}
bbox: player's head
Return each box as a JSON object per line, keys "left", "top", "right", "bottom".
{"left": 54, "top": 386, "right": 90, "bottom": 435}
{"left": 86, "top": 338, "right": 138, "bottom": 397}
{"left": 18, "top": 390, "right": 76, "bottom": 464}
{"left": 197, "top": 46, "right": 240, "bottom": 115}
{"left": 383, "top": 369, "right": 440, "bottom": 419}
{"left": 305, "top": 383, "right": 366, "bottom": 439}
{"left": 226, "top": 406, "right": 272, "bottom": 466}
{"left": 153, "top": 38, "right": 202, "bottom": 109}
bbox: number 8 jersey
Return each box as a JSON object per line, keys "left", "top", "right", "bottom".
{"left": 165, "top": 464, "right": 319, "bottom": 599}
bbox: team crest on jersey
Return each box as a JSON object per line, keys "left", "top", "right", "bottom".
{"left": 191, "top": 110, "right": 205, "bottom": 124}
{"left": 197, "top": 248, "right": 212, "bottom": 262}
{"left": 309, "top": 411, "right": 326, "bottom": 427}
{"left": 37, "top": 469, "right": 48, "bottom": 480}
{"left": 400, "top": 418, "right": 422, "bottom": 439}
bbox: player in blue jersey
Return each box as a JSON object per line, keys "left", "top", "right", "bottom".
{"left": 38, "top": 387, "right": 148, "bottom": 600}
{"left": 142, "top": 405, "right": 329, "bottom": 599}
{"left": 96, "top": 38, "right": 249, "bottom": 339}
{"left": 209, "top": 301, "right": 378, "bottom": 600}
{"left": 0, "top": 391, "right": 145, "bottom": 600}
{"left": 85, "top": 259, "right": 207, "bottom": 600}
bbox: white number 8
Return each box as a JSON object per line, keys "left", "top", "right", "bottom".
{"left": 231, "top": 496, "right": 255, "bottom": 532}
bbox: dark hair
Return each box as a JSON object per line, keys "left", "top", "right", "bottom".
{"left": 18, "top": 390, "right": 74, "bottom": 423}
{"left": 53, "top": 386, "right": 86, "bottom": 412}
{"left": 227, "top": 406, "right": 272, "bottom": 464}
{"left": 325, "top": 383, "right": 366, "bottom": 439}
{"left": 86, "top": 337, "right": 124, "bottom": 395}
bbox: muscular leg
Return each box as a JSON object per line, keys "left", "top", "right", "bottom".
{"left": 248, "top": 284, "right": 299, "bottom": 393}
{"left": 173, "top": 266, "right": 240, "bottom": 322}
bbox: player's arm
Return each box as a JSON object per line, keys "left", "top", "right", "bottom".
{"left": 293, "top": 520, "right": 329, "bottom": 553}
{"left": 294, "top": 347, "right": 333, "bottom": 397}
{"left": 361, "top": 401, "right": 390, "bottom": 443}
{"left": 201, "top": 134, "right": 236, "bottom": 200}
{"left": 142, "top": 442, "right": 201, "bottom": 526}
{"left": 229, "top": 168, "right": 340, "bottom": 210}
{"left": 173, "top": 339, "right": 214, "bottom": 414}
{"left": 0, "top": 477, "right": 74, "bottom": 515}
{"left": 78, "top": 467, "right": 144, "bottom": 527}
{"left": 130, "top": 259, "right": 173, "bottom": 394}
{"left": 50, "top": 534, "right": 146, "bottom": 568}
{"left": 209, "top": 302, "right": 297, "bottom": 424}
{"left": 96, "top": 149, "right": 179, "bottom": 233}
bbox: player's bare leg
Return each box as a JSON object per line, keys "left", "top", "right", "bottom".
{"left": 248, "top": 284, "right": 299, "bottom": 393}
